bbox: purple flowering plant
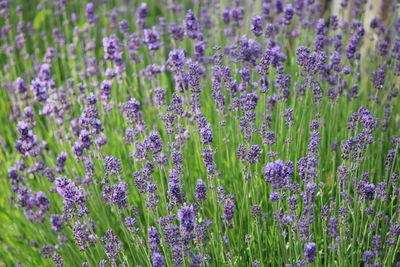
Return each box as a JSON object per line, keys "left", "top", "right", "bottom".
{"left": 0, "top": 0, "right": 399, "bottom": 266}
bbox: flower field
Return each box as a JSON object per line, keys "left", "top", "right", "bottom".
{"left": 0, "top": 0, "right": 399, "bottom": 266}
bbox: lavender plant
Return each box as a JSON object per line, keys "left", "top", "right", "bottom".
{"left": 0, "top": 0, "right": 399, "bottom": 266}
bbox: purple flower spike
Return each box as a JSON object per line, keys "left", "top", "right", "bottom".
{"left": 183, "top": 10, "right": 202, "bottom": 40}
{"left": 194, "top": 179, "right": 207, "bottom": 202}
{"left": 304, "top": 242, "right": 316, "bottom": 263}
{"left": 263, "top": 159, "right": 294, "bottom": 189}
{"left": 144, "top": 27, "right": 161, "bottom": 51}
{"left": 251, "top": 16, "right": 263, "bottom": 37}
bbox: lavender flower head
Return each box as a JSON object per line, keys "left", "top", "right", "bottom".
{"left": 144, "top": 27, "right": 161, "bottom": 51}
{"left": 194, "top": 179, "right": 207, "bottom": 202}
{"left": 183, "top": 9, "right": 202, "bottom": 40}
{"left": 177, "top": 203, "right": 196, "bottom": 233}
{"left": 103, "top": 35, "right": 121, "bottom": 60}
{"left": 263, "top": 159, "right": 294, "bottom": 189}
{"left": 251, "top": 16, "right": 263, "bottom": 37}
{"left": 304, "top": 242, "right": 316, "bottom": 263}
{"left": 101, "top": 229, "right": 123, "bottom": 262}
